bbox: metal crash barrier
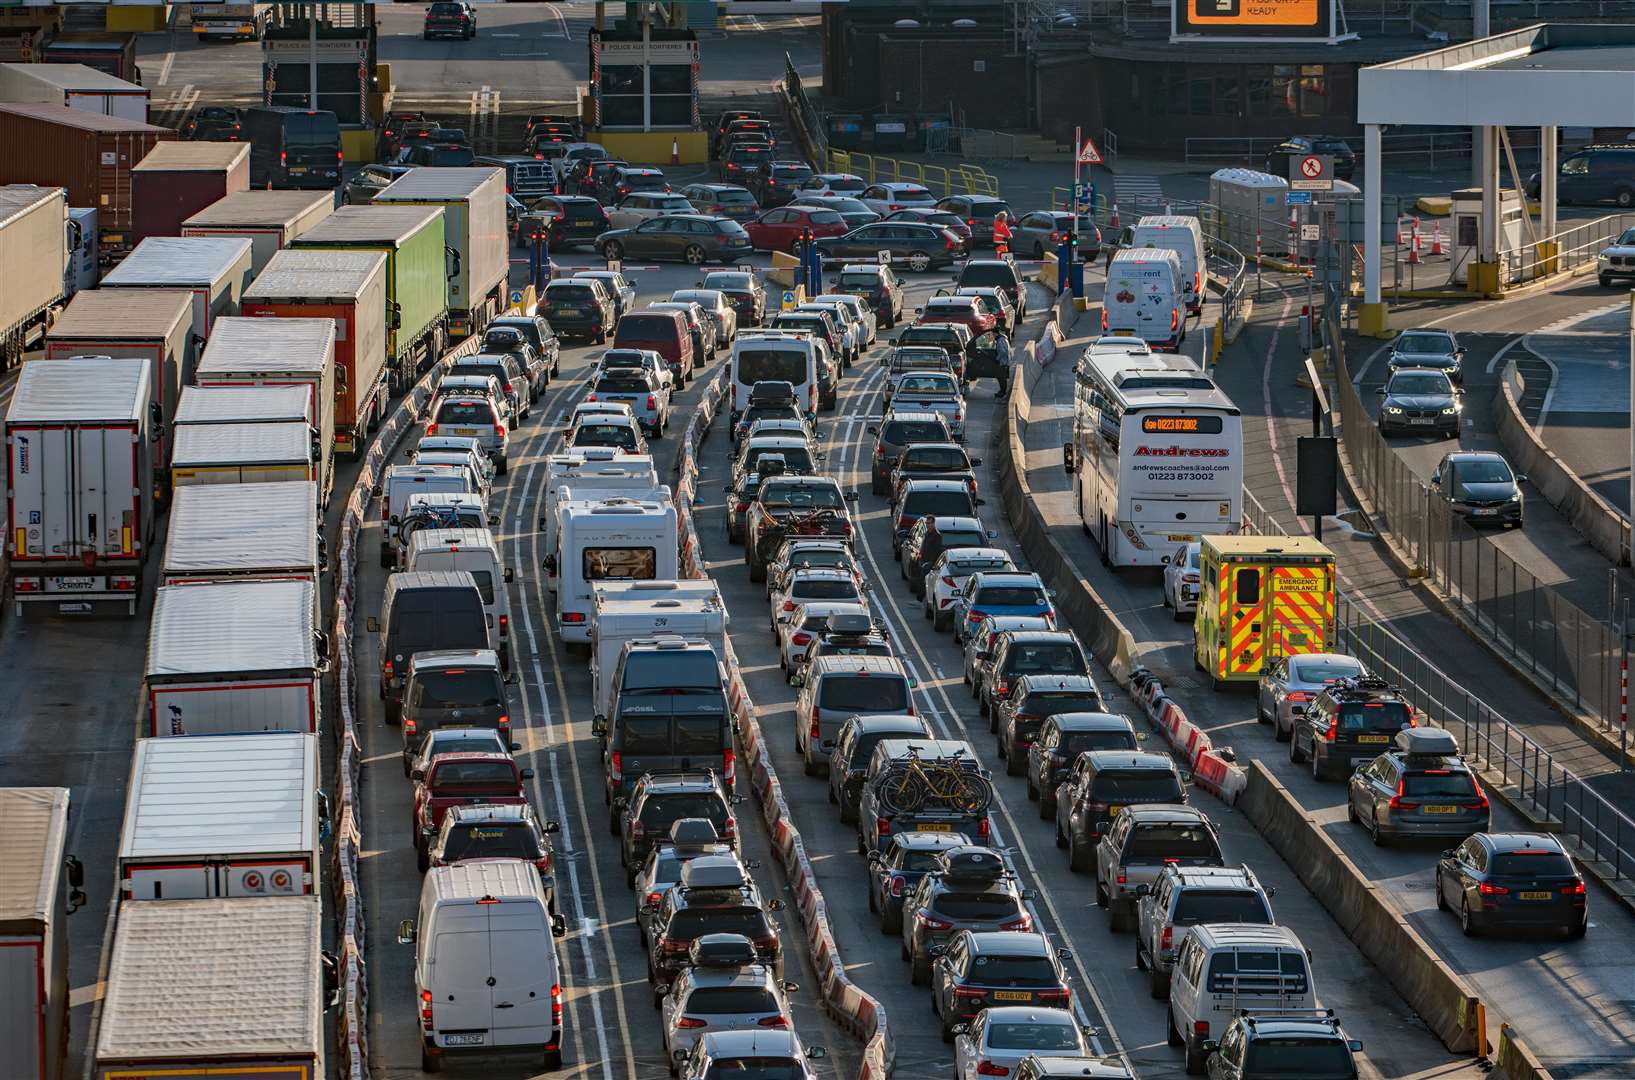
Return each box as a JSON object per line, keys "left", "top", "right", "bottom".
{"left": 828, "top": 149, "right": 999, "bottom": 198}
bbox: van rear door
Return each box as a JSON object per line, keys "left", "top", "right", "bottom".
{"left": 488, "top": 906, "right": 557, "bottom": 1046}
{"left": 429, "top": 907, "right": 495, "bottom": 1043}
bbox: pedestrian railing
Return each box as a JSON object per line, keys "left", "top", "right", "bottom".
{"left": 1496, "top": 210, "right": 1635, "bottom": 284}
{"left": 826, "top": 149, "right": 999, "bottom": 197}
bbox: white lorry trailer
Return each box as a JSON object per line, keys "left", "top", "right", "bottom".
{"left": 373, "top": 165, "right": 508, "bottom": 339}
{"left": 552, "top": 494, "right": 678, "bottom": 643}
{"left": 0, "top": 62, "right": 149, "bottom": 122}
{"left": 145, "top": 578, "right": 325, "bottom": 736}
{"left": 4, "top": 356, "right": 154, "bottom": 616}
{"left": 118, "top": 732, "right": 323, "bottom": 901}
{"left": 100, "top": 234, "right": 254, "bottom": 351}
{"left": 169, "top": 420, "right": 317, "bottom": 495}
{"left": 162, "top": 481, "right": 321, "bottom": 591}
{"left": 0, "top": 184, "right": 73, "bottom": 370}
{"left": 193, "top": 315, "right": 336, "bottom": 506}
{"left": 0, "top": 788, "right": 85, "bottom": 1080}
{"left": 180, "top": 188, "right": 335, "bottom": 273}
{"left": 175, "top": 383, "right": 313, "bottom": 429}
{"left": 93, "top": 895, "right": 325, "bottom": 1080}
{"left": 589, "top": 579, "right": 728, "bottom": 720}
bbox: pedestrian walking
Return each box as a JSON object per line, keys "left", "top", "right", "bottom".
{"left": 994, "top": 329, "right": 1014, "bottom": 399}
{"left": 992, "top": 210, "right": 1013, "bottom": 257}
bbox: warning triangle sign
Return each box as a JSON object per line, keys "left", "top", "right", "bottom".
{"left": 1076, "top": 136, "right": 1104, "bottom": 165}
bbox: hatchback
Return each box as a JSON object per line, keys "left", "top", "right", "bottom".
{"left": 931, "top": 932, "right": 1072, "bottom": 1040}
{"left": 525, "top": 195, "right": 611, "bottom": 249}
{"left": 924, "top": 548, "right": 1016, "bottom": 632}
{"left": 996, "top": 675, "right": 1103, "bottom": 776}
{"left": 859, "top": 182, "right": 937, "bottom": 216}
{"left": 1290, "top": 674, "right": 1416, "bottom": 780}
{"left": 867, "top": 830, "right": 973, "bottom": 933}
{"left": 902, "top": 847, "right": 1032, "bottom": 984}
{"left": 634, "top": 820, "right": 739, "bottom": 943}
{"left": 1431, "top": 450, "right": 1525, "bottom": 528}
{"left": 540, "top": 278, "right": 614, "bottom": 342}
{"left": 426, "top": 394, "right": 508, "bottom": 472}
{"left": 953, "top": 1010, "right": 1099, "bottom": 1080}
{"left": 679, "top": 183, "right": 760, "bottom": 221}
{"left": 894, "top": 480, "right": 981, "bottom": 557}
{"left": 1434, "top": 832, "right": 1587, "bottom": 938}
{"left": 590, "top": 368, "right": 669, "bottom": 437}
{"left": 952, "top": 572, "right": 1055, "bottom": 643}
{"left": 661, "top": 938, "right": 797, "bottom": 1073}
{"left": 649, "top": 857, "right": 785, "bottom": 991}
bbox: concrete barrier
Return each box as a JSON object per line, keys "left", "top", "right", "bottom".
{"left": 1495, "top": 1023, "right": 1555, "bottom": 1080}
{"left": 1237, "top": 762, "right": 1484, "bottom": 1054}
{"left": 1495, "top": 359, "right": 1630, "bottom": 567}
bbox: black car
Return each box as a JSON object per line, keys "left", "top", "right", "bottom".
{"left": 1528, "top": 144, "right": 1635, "bottom": 207}
{"left": 1025, "top": 713, "right": 1141, "bottom": 817}
{"left": 757, "top": 161, "right": 817, "bottom": 207}
{"left": 701, "top": 270, "right": 766, "bottom": 327}
{"left": 868, "top": 831, "right": 973, "bottom": 934}
{"left": 1203, "top": 1011, "right": 1363, "bottom": 1080}
{"left": 834, "top": 263, "right": 905, "bottom": 328}
{"left": 424, "top": 0, "right": 476, "bottom": 39}
{"left": 1376, "top": 369, "right": 1460, "bottom": 437}
{"left": 1265, "top": 134, "right": 1356, "bottom": 181}
{"left": 1290, "top": 675, "right": 1415, "bottom": 781}
{"left": 995, "top": 675, "right": 1102, "bottom": 776}
{"left": 647, "top": 855, "right": 785, "bottom": 995}
{"left": 565, "top": 157, "right": 627, "bottom": 197}
{"left": 539, "top": 278, "right": 614, "bottom": 342}
{"left": 827, "top": 713, "right": 930, "bottom": 823}
{"left": 1431, "top": 450, "right": 1524, "bottom": 528}
{"left": 957, "top": 258, "right": 1027, "bottom": 319}
{"left": 620, "top": 771, "right": 736, "bottom": 886}
{"left": 745, "top": 476, "right": 857, "bottom": 582}
{"left": 814, "top": 222, "right": 961, "bottom": 273}
{"left": 523, "top": 195, "right": 610, "bottom": 250}
{"left": 1435, "top": 832, "right": 1587, "bottom": 938}
{"left": 397, "top": 142, "right": 476, "bottom": 167}
{"left": 183, "top": 106, "right": 242, "bottom": 141}
{"left": 901, "top": 512, "right": 988, "bottom": 594}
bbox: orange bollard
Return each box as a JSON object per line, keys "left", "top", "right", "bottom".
{"left": 671, "top": 137, "right": 680, "bottom": 165}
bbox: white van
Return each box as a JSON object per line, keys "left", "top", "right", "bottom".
{"left": 1102, "top": 248, "right": 1186, "bottom": 352}
{"left": 399, "top": 860, "right": 566, "bottom": 1073}
{"left": 1125, "top": 215, "right": 1208, "bottom": 315}
{"left": 730, "top": 330, "right": 819, "bottom": 426}
{"left": 405, "top": 528, "right": 515, "bottom": 670}
{"left": 380, "top": 464, "right": 483, "bottom": 568}
{"left": 552, "top": 495, "right": 680, "bottom": 643}
{"left": 1168, "top": 923, "right": 1315, "bottom": 1074}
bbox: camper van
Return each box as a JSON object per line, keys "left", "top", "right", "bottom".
{"left": 551, "top": 495, "right": 679, "bottom": 643}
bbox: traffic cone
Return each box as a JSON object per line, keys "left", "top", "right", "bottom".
{"left": 1408, "top": 220, "right": 1422, "bottom": 264}
{"left": 671, "top": 137, "right": 680, "bottom": 166}
{"left": 1109, "top": 200, "right": 1120, "bottom": 230}
{"left": 1430, "top": 221, "right": 1444, "bottom": 256}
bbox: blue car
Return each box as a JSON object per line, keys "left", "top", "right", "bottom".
{"left": 950, "top": 571, "right": 1055, "bottom": 643}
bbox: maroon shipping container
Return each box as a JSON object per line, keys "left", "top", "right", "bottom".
{"left": 132, "top": 143, "right": 251, "bottom": 243}
{"left": 44, "top": 33, "right": 141, "bottom": 83}
{"left": 0, "top": 102, "right": 172, "bottom": 257}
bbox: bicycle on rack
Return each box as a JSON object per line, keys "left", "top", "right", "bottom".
{"left": 877, "top": 747, "right": 994, "bottom": 815}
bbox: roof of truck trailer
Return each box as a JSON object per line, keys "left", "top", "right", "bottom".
{"left": 293, "top": 203, "right": 442, "bottom": 245}
{"left": 0, "top": 60, "right": 141, "bottom": 91}
{"left": 147, "top": 579, "right": 317, "bottom": 677}
{"left": 0, "top": 101, "right": 168, "bottom": 133}
{"left": 95, "top": 895, "right": 321, "bottom": 1062}
{"left": 163, "top": 482, "right": 319, "bottom": 575}
{"left": 0, "top": 787, "right": 69, "bottom": 933}
{"left": 243, "top": 246, "right": 387, "bottom": 301}
{"left": 6, "top": 355, "right": 150, "bottom": 423}
{"left": 196, "top": 315, "right": 334, "bottom": 376}
{"left": 175, "top": 384, "right": 312, "bottom": 426}
{"left": 0, "top": 183, "right": 60, "bottom": 224}
{"left": 182, "top": 187, "right": 334, "bottom": 228}
{"left": 132, "top": 140, "right": 249, "bottom": 173}
{"left": 102, "top": 235, "right": 253, "bottom": 286}
{"left": 120, "top": 733, "right": 317, "bottom": 860}
{"left": 170, "top": 420, "right": 311, "bottom": 466}
{"left": 374, "top": 164, "right": 505, "bottom": 200}
{"left": 47, "top": 287, "right": 193, "bottom": 340}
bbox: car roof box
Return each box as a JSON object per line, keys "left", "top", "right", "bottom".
{"left": 828, "top": 612, "right": 873, "bottom": 635}
{"left": 937, "top": 846, "right": 1005, "bottom": 883}
{"left": 749, "top": 380, "right": 797, "bottom": 407}
{"left": 689, "top": 932, "right": 759, "bottom": 968}
{"left": 680, "top": 855, "right": 749, "bottom": 891}
{"left": 1395, "top": 726, "right": 1459, "bottom": 758}
{"left": 669, "top": 817, "right": 722, "bottom": 848}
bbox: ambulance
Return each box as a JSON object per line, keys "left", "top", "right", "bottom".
{"left": 1193, "top": 536, "right": 1336, "bottom": 688}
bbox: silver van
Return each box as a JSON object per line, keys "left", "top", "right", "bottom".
{"left": 794, "top": 655, "right": 913, "bottom": 775}
{"left": 1167, "top": 923, "right": 1314, "bottom": 1075}
{"left": 398, "top": 860, "right": 567, "bottom": 1072}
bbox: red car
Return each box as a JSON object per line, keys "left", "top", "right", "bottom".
{"left": 916, "top": 295, "right": 996, "bottom": 337}
{"left": 745, "top": 205, "right": 850, "bottom": 253}
{"left": 413, "top": 752, "right": 533, "bottom": 869}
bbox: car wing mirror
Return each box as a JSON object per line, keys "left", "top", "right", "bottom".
{"left": 1376, "top": 387, "right": 1387, "bottom": 395}
{"left": 397, "top": 919, "right": 417, "bottom": 945}
{"left": 975, "top": 498, "right": 987, "bottom": 506}
{"left": 1516, "top": 473, "right": 1528, "bottom": 483}
{"left": 591, "top": 716, "right": 609, "bottom": 737}
{"left": 1201, "top": 1040, "right": 1220, "bottom": 1054}
{"left": 1348, "top": 1040, "right": 1364, "bottom": 1053}
{"left": 366, "top": 616, "right": 380, "bottom": 633}
{"left": 520, "top": 768, "right": 535, "bottom": 779}
{"left": 806, "top": 1047, "right": 828, "bottom": 1060}
{"left": 950, "top": 1024, "right": 969, "bottom": 1036}
{"left": 552, "top": 913, "right": 568, "bottom": 937}
{"left": 1056, "top": 947, "right": 1073, "bottom": 960}
{"left": 789, "top": 672, "right": 806, "bottom": 688}
{"left": 971, "top": 457, "right": 984, "bottom": 467}
{"left": 1062, "top": 443, "right": 1076, "bottom": 475}
{"left": 1133, "top": 883, "right": 1151, "bottom": 897}
{"left": 783, "top": 980, "right": 801, "bottom": 993}
{"left": 509, "top": 741, "right": 522, "bottom": 752}
{"left": 1094, "top": 819, "right": 1110, "bottom": 834}
{"left": 1020, "top": 888, "right": 1039, "bottom": 901}
{"left": 504, "top": 567, "right": 515, "bottom": 583}
{"left": 767, "top": 898, "right": 786, "bottom": 911}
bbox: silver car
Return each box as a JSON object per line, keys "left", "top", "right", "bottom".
{"left": 671, "top": 288, "right": 739, "bottom": 345}
{"left": 1094, "top": 805, "right": 1223, "bottom": 933}
{"left": 660, "top": 939, "right": 797, "bottom": 1074}
{"left": 573, "top": 269, "right": 639, "bottom": 319}
{"left": 1256, "top": 653, "right": 1368, "bottom": 741}
{"left": 813, "top": 292, "right": 877, "bottom": 347}
{"left": 589, "top": 367, "right": 670, "bottom": 437}
{"left": 952, "top": 1007, "right": 1093, "bottom": 1080}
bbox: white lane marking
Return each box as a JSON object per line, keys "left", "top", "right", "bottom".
{"left": 834, "top": 356, "right": 1132, "bottom": 1070}
{"left": 1262, "top": 295, "right": 1299, "bottom": 517}
{"left": 1525, "top": 339, "right": 1563, "bottom": 426}
{"left": 1486, "top": 335, "right": 1526, "bottom": 375}
{"left": 545, "top": 2, "right": 571, "bottom": 38}
{"left": 157, "top": 48, "right": 176, "bottom": 87}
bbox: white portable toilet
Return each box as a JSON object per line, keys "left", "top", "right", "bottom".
{"left": 1208, "top": 168, "right": 1290, "bottom": 256}
{"left": 1449, "top": 187, "right": 1526, "bottom": 284}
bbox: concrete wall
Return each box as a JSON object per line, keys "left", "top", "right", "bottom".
{"left": 1495, "top": 360, "right": 1630, "bottom": 566}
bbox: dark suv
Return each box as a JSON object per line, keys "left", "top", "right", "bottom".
{"left": 620, "top": 772, "right": 737, "bottom": 885}
{"left": 1528, "top": 144, "right": 1635, "bottom": 208}
{"left": 1203, "top": 1011, "right": 1362, "bottom": 1080}
{"left": 868, "top": 411, "right": 953, "bottom": 495}
{"left": 995, "top": 672, "right": 1104, "bottom": 776}
{"left": 648, "top": 855, "right": 785, "bottom": 996}
{"left": 902, "top": 513, "right": 989, "bottom": 593}
{"left": 1056, "top": 751, "right": 1186, "bottom": 872}
{"left": 1290, "top": 675, "right": 1416, "bottom": 780}
{"left": 955, "top": 259, "right": 1027, "bottom": 320}
{"left": 1026, "top": 713, "right": 1141, "bottom": 817}
{"left": 424, "top": 1, "right": 476, "bottom": 39}
{"left": 867, "top": 830, "right": 973, "bottom": 934}
{"left": 900, "top": 847, "right": 1031, "bottom": 985}
{"left": 982, "top": 631, "right": 1091, "bottom": 721}
{"left": 1264, "top": 135, "right": 1356, "bottom": 181}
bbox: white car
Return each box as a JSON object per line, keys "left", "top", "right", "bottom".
{"left": 1161, "top": 541, "right": 1201, "bottom": 620}
{"left": 588, "top": 367, "right": 669, "bottom": 437}
{"left": 961, "top": 615, "right": 1051, "bottom": 697}
{"left": 1598, "top": 225, "right": 1635, "bottom": 288}
{"left": 765, "top": 539, "right": 862, "bottom": 600}
{"left": 797, "top": 172, "right": 866, "bottom": 198}
{"left": 417, "top": 434, "right": 495, "bottom": 485}
{"left": 596, "top": 347, "right": 674, "bottom": 394}
{"left": 776, "top": 601, "right": 870, "bottom": 672}
{"left": 661, "top": 959, "right": 795, "bottom": 1075}
{"left": 923, "top": 548, "right": 1017, "bottom": 632}
{"left": 605, "top": 191, "right": 696, "bottom": 230}
{"left": 770, "top": 566, "right": 867, "bottom": 632}
{"left": 568, "top": 411, "right": 648, "bottom": 454}
{"left": 433, "top": 373, "right": 510, "bottom": 423}
{"left": 858, "top": 182, "right": 936, "bottom": 217}
{"left": 812, "top": 292, "right": 877, "bottom": 347}
{"left": 411, "top": 449, "right": 493, "bottom": 505}
{"left": 800, "top": 300, "right": 865, "bottom": 363}
{"left": 567, "top": 400, "right": 633, "bottom": 429}
{"left": 952, "top": 1007, "right": 1094, "bottom": 1080}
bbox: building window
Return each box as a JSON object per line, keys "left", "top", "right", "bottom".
{"left": 650, "top": 62, "right": 693, "bottom": 126}
{"left": 1327, "top": 65, "right": 1355, "bottom": 116}
{"left": 1298, "top": 64, "right": 1325, "bottom": 118}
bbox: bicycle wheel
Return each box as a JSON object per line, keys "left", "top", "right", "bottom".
{"left": 943, "top": 771, "right": 994, "bottom": 815}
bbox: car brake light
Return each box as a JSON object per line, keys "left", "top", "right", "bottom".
{"left": 890, "top": 875, "right": 906, "bottom": 897}
{"left": 610, "top": 751, "right": 622, "bottom": 781}
{"left": 994, "top": 679, "right": 1008, "bottom": 697}
{"left": 1387, "top": 777, "right": 1419, "bottom": 811}
{"left": 889, "top": 204, "right": 901, "bottom": 211}
{"left": 403, "top": 716, "right": 417, "bottom": 736}
{"left": 420, "top": 988, "right": 434, "bottom": 1029}
{"left": 977, "top": 818, "right": 990, "bottom": 837}
{"left": 917, "top": 912, "right": 953, "bottom": 931}
{"left": 1116, "top": 872, "right": 1127, "bottom": 885}
{"left": 646, "top": 394, "right": 657, "bottom": 410}
{"left": 1324, "top": 718, "right": 1338, "bottom": 741}
{"left": 942, "top": 576, "right": 957, "bottom": 587}
{"left": 497, "top": 714, "right": 510, "bottom": 733}
{"left": 758, "top": 1016, "right": 789, "bottom": 1028}
{"left": 563, "top": 612, "right": 585, "bottom": 623}
{"left": 1171, "top": 309, "right": 1180, "bottom": 333}
{"left": 1285, "top": 691, "right": 1309, "bottom": 703}
{"left": 953, "top": 987, "right": 987, "bottom": 1001}
{"left": 1562, "top": 881, "right": 1586, "bottom": 895}
{"left": 1471, "top": 778, "right": 1489, "bottom": 810}
{"left": 792, "top": 632, "right": 812, "bottom": 646}
{"left": 644, "top": 890, "right": 663, "bottom": 907}
{"left": 976, "top": 1063, "right": 1009, "bottom": 1076}
{"left": 998, "top": 914, "right": 1032, "bottom": 931}
{"left": 723, "top": 748, "right": 735, "bottom": 784}
{"left": 1194, "top": 1021, "right": 1210, "bottom": 1037}
{"left": 1160, "top": 926, "right": 1173, "bottom": 951}
{"left": 876, "top": 817, "right": 891, "bottom": 837}
{"left": 503, "top": 382, "right": 513, "bottom": 394}
{"left": 383, "top": 658, "right": 394, "bottom": 679}
{"left": 280, "top": 150, "right": 286, "bottom": 166}
{"left": 810, "top": 715, "right": 821, "bottom": 738}
{"left": 495, "top": 424, "right": 506, "bottom": 438}
{"left": 499, "top": 613, "right": 509, "bottom": 638}
{"left": 678, "top": 1017, "right": 707, "bottom": 1029}
{"left": 1478, "top": 882, "right": 1508, "bottom": 896}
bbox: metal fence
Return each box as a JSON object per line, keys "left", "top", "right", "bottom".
{"left": 1497, "top": 210, "right": 1635, "bottom": 284}
{"left": 1182, "top": 129, "right": 1540, "bottom": 170}
{"left": 826, "top": 148, "right": 1000, "bottom": 197}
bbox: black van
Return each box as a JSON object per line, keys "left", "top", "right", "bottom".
{"left": 592, "top": 639, "right": 732, "bottom": 829}
{"left": 369, "top": 570, "right": 489, "bottom": 725}
{"left": 242, "top": 106, "right": 343, "bottom": 190}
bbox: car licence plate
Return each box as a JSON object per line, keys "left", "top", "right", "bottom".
{"left": 1107, "top": 805, "right": 1123, "bottom": 817}
{"left": 1471, "top": 508, "right": 1497, "bottom": 516}
{"left": 1422, "top": 805, "right": 1458, "bottom": 814}
{"left": 1357, "top": 735, "right": 1390, "bottom": 744}
{"left": 443, "top": 1033, "right": 486, "bottom": 1046}
{"left": 556, "top": 308, "right": 582, "bottom": 316}
{"left": 289, "top": 166, "right": 307, "bottom": 175}
{"left": 992, "top": 991, "right": 1032, "bottom": 1002}
{"left": 47, "top": 577, "right": 96, "bottom": 591}
{"left": 455, "top": 428, "right": 480, "bottom": 436}
{"left": 918, "top": 822, "right": 952, "bottom": 832}
{"left": 1409, "top": 417, "right": 1434, "bottom": 425}
{"left": 1519, "top": 891, "right": 1551, "bottom": 900}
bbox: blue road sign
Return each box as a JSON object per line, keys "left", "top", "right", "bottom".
{"left": 509, "top": 289, "right": 524, "bottom": 305}
{"left": 1286, "top": 191, "right": 1313, "bottom": 205}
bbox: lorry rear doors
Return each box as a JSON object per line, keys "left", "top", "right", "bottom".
{"left": 9, "top": 423, "right": 137, "bottom": 564}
